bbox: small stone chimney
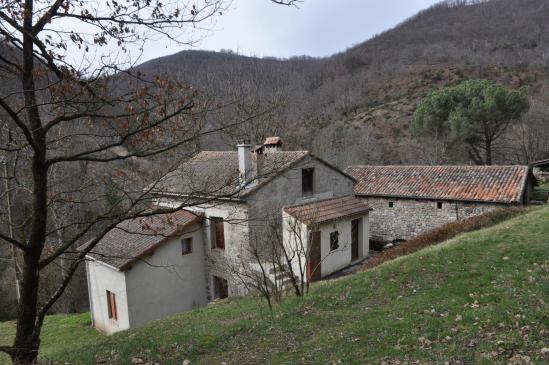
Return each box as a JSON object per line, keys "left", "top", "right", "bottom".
{"left": 251, "top": 145, "right": 264, "bottom": 180}
{"left": 264, "top": 136, "right": 282, "bottom": 153}
{"left": 237, "top": 140, "right": 252, "bottom": 187}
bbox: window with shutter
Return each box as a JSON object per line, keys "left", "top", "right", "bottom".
{"left": 106, "top": 290, "right": 117, "bottom": 320}
{"left": 210, "top": 217, "right": 225, "bottom": 249}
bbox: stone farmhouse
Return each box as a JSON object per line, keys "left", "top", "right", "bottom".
{"left": 84, "top": 137, "right": 536, "bottom": 334}
{"left": 85, "top": 138, "right": 372, "bottom": 334}
{"left": 347, "top": 165, "right": 534, "bottom": 242}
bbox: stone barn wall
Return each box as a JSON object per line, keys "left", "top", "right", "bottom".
{"left": 358, "top": 196, "right": 510, "bottom": 242}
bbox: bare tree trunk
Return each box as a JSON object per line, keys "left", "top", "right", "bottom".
{"left": 485, "top": 139, "right": 492, "bottom": 165}
{"left": 11, "top": 2, "right": 49, "bottom": 360}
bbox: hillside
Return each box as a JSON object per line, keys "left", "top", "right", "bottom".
{"left": 1, "top": 206, "right": 548, "bottom": 364}
{"left": 131, "top": 0, "right": 549, "bottom": 166}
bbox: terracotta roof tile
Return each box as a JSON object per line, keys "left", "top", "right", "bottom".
{"left": 347, "top": 165, "right": 528, "bottom": 203}
{"left": 86, "top": 210, "right": 202, "bottom": 270}
{"left": 284, "top": 195, "right": 372, "bottom": 225}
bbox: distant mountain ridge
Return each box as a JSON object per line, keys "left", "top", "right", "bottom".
{"left": 127, "top": 0, "right": 549, "bottom": 165}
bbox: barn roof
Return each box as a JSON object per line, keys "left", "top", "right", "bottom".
{"left": 85, "top": 210, "right": 202, "bottom": 271}
{"left": 347, "top": 165, "right": 529, "bottom": 204}
{"left": 284, "top": 195, "right": 372, "bottom": 226}
{"left": 154, "top": 150, "right": 355, "bottom": 200}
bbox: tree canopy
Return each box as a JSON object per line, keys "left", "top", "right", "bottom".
{"left": 412, "top": 79, "right": 529, "bottom": 165}
{"left": 0, "top": 0, "right": 301, "bottom": 364}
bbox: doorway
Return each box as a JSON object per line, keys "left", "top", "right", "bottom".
{"left": 213, "top": 276, "right": 228, "bottom": 299}
{"left": 307, "top": 231, "right": 322, "bottom": 282}
{"left": 351, "top": 218, "right": 360, "bottom": 261}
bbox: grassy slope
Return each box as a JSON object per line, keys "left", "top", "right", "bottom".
{"left": 1, "top": 206, "right": 549, "bottom": 364}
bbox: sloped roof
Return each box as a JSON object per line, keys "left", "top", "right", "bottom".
{"left": 284, "top": 195, "right": 372, "bottom": 226}
{"left": 154, "top": 150, "right": 354, "bottom": 200}
{"left": 86, "top": 210, "right": 202, "bottom": 270}
{"left": 347, "top": 165, "right": 529, "bottom": 204}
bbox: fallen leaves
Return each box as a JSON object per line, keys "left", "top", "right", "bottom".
{"left": 418, "top": 336, "right": 432, "bottom": 349}
{"left": 508, "top": 354, "right": 533, "bottom": 365}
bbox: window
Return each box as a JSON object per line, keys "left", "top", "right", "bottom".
{"left": 210, "top": 217, "right": 225, "bottom": 249}
{"left": 181, "top": 237, "right": 193, "bottom": 255}
{"left": 330, "top": 231, "right": 339, "bottom": 251}
{"left": 388, "top": 201, "right": 394, "bottom": 208}
{"left": 106, "top": 290, "right": 117, "bottom": 320}
{"left": 213, "top": 276, "right": 228, "bottom": 299}
{"left": 437, "top": 202, "right": 443, "bottom": 209}
{"left": 302, "top": 168, "right": 314, "bottom": 196}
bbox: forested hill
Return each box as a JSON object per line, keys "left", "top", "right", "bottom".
{"left": 133, "top": 0, "right": 549, "bottom": 167}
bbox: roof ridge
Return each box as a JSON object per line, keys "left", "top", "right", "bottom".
{"left": 198, "top": 150, "right": 311, "bottom": 153}
{"left": 284, "top": 194, "right": 356, "bottom": 210}
{"left": 348, "top": 165, "right": 527, "bottom": 168}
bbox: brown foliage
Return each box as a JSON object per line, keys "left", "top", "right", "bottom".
{"left": 362, "top": 207, "right": 527, "bottom": 270}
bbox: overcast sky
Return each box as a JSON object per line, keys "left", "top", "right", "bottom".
{"left": 136, "top": 0, "right": 441, "bottom": 62}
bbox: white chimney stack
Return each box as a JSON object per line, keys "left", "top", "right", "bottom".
{"left": 237, "top": 140, "right": 252, "bottom": 187}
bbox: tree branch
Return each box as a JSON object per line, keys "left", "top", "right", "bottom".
{"left": 0, "top": 98, "right": 37, "bottom": 151}
{"left": 0, "top": 231, "right": 27, "bottom": 252}
{"left": 32, "top": 0, "right": 66, "bottom": 36}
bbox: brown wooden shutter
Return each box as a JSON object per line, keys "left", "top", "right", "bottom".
{"left": 111, "top": 292, "right": 117, "bottom": 320}
{"left": 106, "top": 290, "right": 112, "bottom": 318}
{"left": 307, "top": 231, "right": 322, "bottom": 282}
{"left": 215, "top": 219, "right": 225, "bottom": 249}
{"left": 106, "top": 290, "right": 117, "bottom": 320}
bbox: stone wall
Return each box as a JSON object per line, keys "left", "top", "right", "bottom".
{"left": 192, "top": 201, "right": 251, "bottom": 298}
{"left": 155, "top": 198, "right": 252, "bottom": 297}
{"left": 359, "top": 196, "right": 511, "bottom": 242}
{"left": 247, "top": 155, "right": 356, "bottom": 242}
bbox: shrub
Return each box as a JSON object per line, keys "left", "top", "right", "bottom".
{"left": 362, "top": 207, "right": 527, "bottom": 270}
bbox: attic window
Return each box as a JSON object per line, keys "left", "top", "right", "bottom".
{"left": 437, "top": 202, "right": 443, "bottom": 209}
{"left": 106, "top": 290, "right": 117, "bottom": 320}
{"left": 302, "top": 168, "right": 314, "bottom": 196}
{"left": 330, "top": 231, "right": 339, "bottom": 251}
{"left": 388, "top": 201, "right": 394, "bottom": 208}
{"left": 181, "top": 237, "right": 193, "bottom": 255}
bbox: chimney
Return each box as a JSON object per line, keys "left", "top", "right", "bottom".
{"left": 264, "top": 136, "right": 282, "bottom": 153}
{"left": 251, "top": 145, "right": 264, "bottom": 180}
{"left": 237, "top": 140, "right": 252, "bottom": 187}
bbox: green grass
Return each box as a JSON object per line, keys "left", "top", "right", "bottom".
{"left": 2, "top": 206, "right": 549, "bottom": 364}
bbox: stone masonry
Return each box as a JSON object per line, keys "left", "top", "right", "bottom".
{"left": 360, "top": 196, "right": 509, "bottom": 242}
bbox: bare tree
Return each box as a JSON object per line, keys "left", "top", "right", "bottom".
{"left": 227, "top": 212, "right": 354, "bottom": 309}
{"left": 0, "top": 0, "right": 303, "bottom": 363}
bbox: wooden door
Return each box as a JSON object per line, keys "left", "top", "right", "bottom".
{"left": 351, "top": 218, "right": 360, "bottom": 261}
{"left": 214, "top": 276, "right": 228, "bottom": 299}
{"left": 307, "top": 231, "right": 322, "bottom": 282}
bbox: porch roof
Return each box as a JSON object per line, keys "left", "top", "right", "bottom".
{"left": 284, "top": 195, "right": 371, "bottom": 226}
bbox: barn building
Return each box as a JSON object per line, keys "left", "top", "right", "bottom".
{"left": 347, "top": 165, "right": 534, "bottom": 242}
